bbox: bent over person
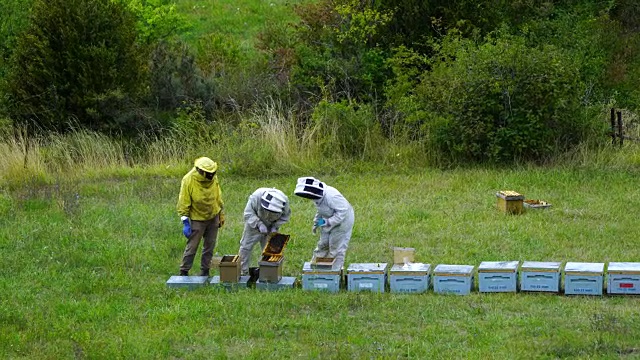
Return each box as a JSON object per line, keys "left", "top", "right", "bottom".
{"left": 238, "top": 188, "right": 290, "bottom": 275}
{"left": 176, "top": 157, "right": 225, "bottom": 277}
{"left": 294, "top": 177, "right": 354, "bottom": 269}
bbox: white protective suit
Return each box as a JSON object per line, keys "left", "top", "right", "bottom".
{"left": 238, "top": 188, "right": 291, "bottom": 275}
{"left": 295, "top": 177, "right": 354, "bottom": 270}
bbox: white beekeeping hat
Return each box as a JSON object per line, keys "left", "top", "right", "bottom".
{"left": 294, "top": 177, "right": 325, "bottom": 200}
{"left": 260, "top": 188, "right": 288, "bottom": 213}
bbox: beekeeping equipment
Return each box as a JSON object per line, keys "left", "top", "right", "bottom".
{"left": 259, "top": 233, "right": 290, "bottom": 283}
{"left": 209, "top": 275, "right": 251, "bottom": 291}
{"left": 478, "top": 261, "right": 519, "bottom": 293}
{"left": 166, "top": 275, "right": 209, "bottom": 290}
{"left": 520, "top": 261, "right": 562, "bottom": 293}
{"left": 389, "top": 263, "right": 431, "bottom": 294}
{"left": 219, "top": 255, "right": 241, "bottom": 283}
{"left": 302, "top": 261, "right": 342, "bottom": 293}
{"left": 564, "top": 262, "right": 604, "bottom": 295}
{"left": 496, "top": 190, "right": 524, "bottom": 214}
{"left": 607, "top": 262, "right": 640, "bottom": 295}
{"left": 523, "top": 199, "right": 552, "bottom": 210}
{"left": 393, "top": 247, "right": 415, "bottom": 265}
{"left": 346, "top": 263, "right": 387, "bottom": 293}
{"left": 433, "top": 264, "right": 474, "bottom": 295}
{"left": 256, "top": 277, "right": 297, "bottom": 291}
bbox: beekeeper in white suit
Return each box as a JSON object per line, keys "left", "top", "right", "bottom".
{"left": 294, "top": 177, "right": 354, "bottom": 269}
{"left": 238, "top": 188, "right": 291, "bottom": 275}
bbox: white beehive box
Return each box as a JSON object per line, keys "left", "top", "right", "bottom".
{"left": 347, "top": 263, "right": 387, "bottom": 293}
{"left": 209, "top": 275, "right": 251, "bottom": 291}
{"left": 166, "top": 275, "right": 209, "bottom": 290}
{"left": 478, "top": 261, "right": 519, "bottom": 293}
{"left": 256, "top": 276, "right": 297, "bottom": 291}
{"left": 564, "top": 262, "right": 604, "bottom": 295}
{"left": 433, "top": 264, "right": 474, "bottom": 295}
{"left": 389, "top": 263, "right": 431, "bottom": 294}
{"left": 607, "top": 262, "right": 640, "bottom": 295}
{"left": 520, "top": 261, "right": 562, "bottom": 293}
{"left": 302, "top": 261, "right": 342, "bottom": 293}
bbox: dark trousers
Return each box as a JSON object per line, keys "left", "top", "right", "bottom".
{"left": 180, "top": 215, "right": 220, "bottom": 273}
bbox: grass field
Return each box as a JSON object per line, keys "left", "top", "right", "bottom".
{"left": 2, "top": 164, "right": 640, "bottom": 358}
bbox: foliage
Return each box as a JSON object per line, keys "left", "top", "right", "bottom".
{"left": 310, "top": 100, "right": 384, "bottom": 159}
{"left": 115, "top": 0, "right": 190, "bottom": 45}
{"left": 280, "top": 0, "right": 393, "bottom": 106}
{"left": 4, "top": 0, "right": 145, "bottom": 135}
{"left": 405, "top": 32, "right": 607, "bottom": 163}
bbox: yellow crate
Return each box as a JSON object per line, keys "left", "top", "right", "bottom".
{"left": 496, "top": 190, "right": 524, "bottom": 214}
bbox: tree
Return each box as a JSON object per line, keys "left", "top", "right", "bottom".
{"left": 5, "top": 0, "right": 144, "bottom": 134}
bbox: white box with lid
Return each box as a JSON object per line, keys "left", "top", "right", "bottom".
{"left": 607, "top": 262, "right": 640, "bottom": 295}
{"left": 302, "top": 261, "right": 342, "bottom": 293}
{"left": 389, "top": 263, "right": 431, "bottom": 294}
{"left": 256, "top": 276, "right": 297, "bottom": 291}
{"left": 478, "top": 261, "right": 519, "bottom": 293}
{"left": 564, "top": 262, "right": 604, "bottom": 295}
{"left": 346, "top": 263, "right": 387, "bottom": 293}
{"left": 520, "top": 261, "right": 562, "bottom": 293}
{"left": 166, "top": 275, "right": 209, "bottom": 290}
{"left": 209, "top": 275, "right": 251, "bottom": 291}
{"left": 433, "top": 264, "right": 474, "bottom": 295}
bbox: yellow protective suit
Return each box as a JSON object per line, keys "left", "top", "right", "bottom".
{"left": 176, "top": 159, "right": 224, "bottom": 221}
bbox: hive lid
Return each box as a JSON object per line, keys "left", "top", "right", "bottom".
{"left": 433, "top": 264, "right": 474, "bottom": 275}
{"left": 565, "top": 262, "right": 604, "bottom": 273}
{"left": 262, "top": 233, "right": 290, "bottom": 256}
{"left": 478, "top": 261, "right": 519, "bottom": 271}
{"left": 496, "top": 190, "right": 524, "bottom": 200}
{"left": 347, "top": 263, "right": 388, "bottom": 272}
{"left": 607, "top": 262, "right": 640, "bottom": 272}
{"left": 390, "top": 263, "right": 431, "bottom": 273}
{"left": 521, "top": 261, "right": 562, "bottom": 270}
{"left": 303, "top": 261, "right": 341, "bottom": 272}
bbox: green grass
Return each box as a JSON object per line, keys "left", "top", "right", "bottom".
{"left": 3, "top": 166, "right": 640, "bottom": 358}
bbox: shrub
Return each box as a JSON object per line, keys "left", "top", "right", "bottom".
{"left": 4, "top": 0, "right": 144, "bottom": 135}
{"left": 407, "top": 32, "right": 607, "bottom": 163}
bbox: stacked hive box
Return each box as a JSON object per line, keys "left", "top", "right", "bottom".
{"left": 607, "top": 262, "right": 640, "bottom": 295}
{"left": 478, "top": 261, "right": 519, "bottom": 293}
{"left": 496, "top": 190, "right": 524, "bottom": 214}
{"left": 520, "top": 261, "right": 562, "bottom": 293}
{"left": 433, "top": 264, "right": 474, "bottom": 295}
{"left": 347, "top": 263, "right": 387, "bottom": 293}
{"left": 256, "top": 233, "right": 296, "bottom": 290}
{"left": 302, "top": 258, "right": 342, "bottom": 293}
{"left": 564, "top": 262, "right": 604, "bottom": 295}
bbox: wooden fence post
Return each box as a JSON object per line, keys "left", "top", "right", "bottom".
{"left": 617, "top": 111, "right": 623, "bottom": 147}
{"left": 611, "top": 108, "right": 616, "bottom": 145}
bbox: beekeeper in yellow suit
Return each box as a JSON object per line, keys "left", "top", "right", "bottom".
{"left": 238, "top": 188, "right": 291, "bottom": 276}
{"left": 294, "top": 177, "right": 354, "bottom": 269}
{"left": 176, "top": 157, "right": 225, "bottom": 276}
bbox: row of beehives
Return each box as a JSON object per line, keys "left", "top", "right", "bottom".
{"left": 299, "top": 261, "right": 640, "bottom": 295}
{"left": 166, "top": 260, "right": 640, "bottom": 294}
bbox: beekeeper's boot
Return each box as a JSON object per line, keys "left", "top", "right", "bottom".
{"left": 179, "top": 270, "right": 189, "bottom": 276}
{"left": 199, "top": 269, "right": 210, "bottom": 277}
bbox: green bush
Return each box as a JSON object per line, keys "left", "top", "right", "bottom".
{"left": 5, "top": 0, "right": 144, "bottom": 135}
{"left": 407, "top": 32, "right": 607, "bottom": 163}
{"left": 310, "top": 100, "right": 383, "bottom": 160}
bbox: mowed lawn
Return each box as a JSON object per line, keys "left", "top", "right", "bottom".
{"left": 2, "top": 166, "right": 640, "bottom": 358}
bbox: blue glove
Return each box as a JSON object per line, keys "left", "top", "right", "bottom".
{"left": 182, "top": 218, "right": 192, "bottom": 238}
{"left": 315, "top": 218, "right": 326, "bottom": 227}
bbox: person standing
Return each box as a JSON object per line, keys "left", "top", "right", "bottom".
{"left": 176, "top": 157, "right": 225, "bottom": 276}
{"left": 294, "top": 177, "right": 354, "bottom": 269}
{"left": 238, "top": 188, "right": 290, "bottom": 275}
